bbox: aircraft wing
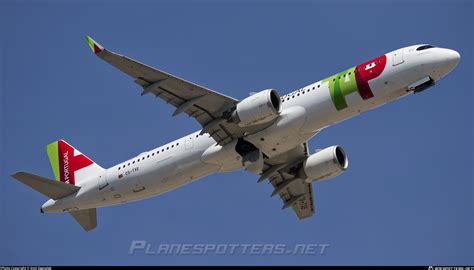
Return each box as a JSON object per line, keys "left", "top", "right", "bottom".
{"left": 258, "top": 141, "right": 315, "bottom": 219}
{"left": 85, "top": 36, "right": 245, "bottom": 145}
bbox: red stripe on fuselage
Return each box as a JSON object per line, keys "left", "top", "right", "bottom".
{"left": 355, "top": 55, "right": 387, "bottom": 100}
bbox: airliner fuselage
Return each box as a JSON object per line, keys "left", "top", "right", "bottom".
{"left": 41, "top": 44, "right": 459, "bottom": 214}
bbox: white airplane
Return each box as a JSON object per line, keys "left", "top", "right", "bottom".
{"left": 12, "top": 37, "right": 460, "bottom": 231}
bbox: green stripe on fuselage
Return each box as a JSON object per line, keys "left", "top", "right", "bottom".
{"left": 340, "top": 67, "right": 357, "bottom": 96}
{"left": 323, "top": 67, "right": 358, "bottom": 111}
{"left": 46, "top": 141, "right": 60, "bottom": 181}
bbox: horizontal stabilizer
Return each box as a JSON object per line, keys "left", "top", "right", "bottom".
{"left": 11, "top": 171, "right": 80, "bottom": 200}
{"left": 70, "top": 208, "right": 97, "bottom": 232}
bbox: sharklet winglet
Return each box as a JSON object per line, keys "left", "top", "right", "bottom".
{"left": 85, "top": 35, "right": 104, "bottom": 54}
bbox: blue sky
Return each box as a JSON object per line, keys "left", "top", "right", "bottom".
{"left": 0, "top": 0, "right": 472, "bottom": 266}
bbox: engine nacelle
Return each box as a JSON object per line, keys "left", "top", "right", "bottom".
{"left": 301, "top": 146, "right": 348, "bottom": 182}
{"left": 232, "top": 89, "right": 281, "bottom": 127}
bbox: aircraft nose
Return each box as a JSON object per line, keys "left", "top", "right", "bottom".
{"left": 445, "top": 49, "right": 461, "bottom": 69}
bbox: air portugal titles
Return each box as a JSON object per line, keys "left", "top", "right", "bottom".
{"left": 324, "top": 55, "right": 387, "bottom": 111}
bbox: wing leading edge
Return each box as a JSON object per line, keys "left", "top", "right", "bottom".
{"left": 85, "top": 36, "right": 246, "bottom": 145}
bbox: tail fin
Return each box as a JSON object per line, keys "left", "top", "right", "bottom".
{"left": 46, "top": 139, "right": 104, "bottom": 186}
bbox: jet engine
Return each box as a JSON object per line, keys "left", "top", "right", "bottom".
{"left": 301, "top": 146, "right": 348, "bottom": 182}
{"left": 231, "top": 89, "right": 282, "bottom": 127}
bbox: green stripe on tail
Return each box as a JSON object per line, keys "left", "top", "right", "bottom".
{"left": 46, "top": 141, "right": 60, "bottom": 181}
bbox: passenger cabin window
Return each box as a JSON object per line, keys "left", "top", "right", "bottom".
{"left": 416, "top": 45, "right": 436, "bottom": 51}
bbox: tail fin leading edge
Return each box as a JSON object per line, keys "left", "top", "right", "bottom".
{"left": 46, "top": 139, "right": 103, "bottom": 186}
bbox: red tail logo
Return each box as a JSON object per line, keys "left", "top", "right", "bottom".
{"left": 58, "top": 140, "right": 93, "bottom": 185}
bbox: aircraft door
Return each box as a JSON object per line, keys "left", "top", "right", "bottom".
{"left": 185, "top": 135, "right": 194, "bottom": 150}
{"left": 392, "top": 48, "right": 404, "bottom": 66}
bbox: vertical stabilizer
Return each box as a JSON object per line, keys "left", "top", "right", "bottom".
{"left": 46, "top": 139, "right": 104, "bottom": 186}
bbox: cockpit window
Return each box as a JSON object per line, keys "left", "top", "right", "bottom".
{"left": 416, "top": 45, "right": 436, "bottom": 51}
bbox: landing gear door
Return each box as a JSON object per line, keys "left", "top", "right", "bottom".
{"left": 392, "top": 48, "right": 404, "bottom": 66}
{"left": 244, "top": 151, "right": 264, "bottom": 174}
